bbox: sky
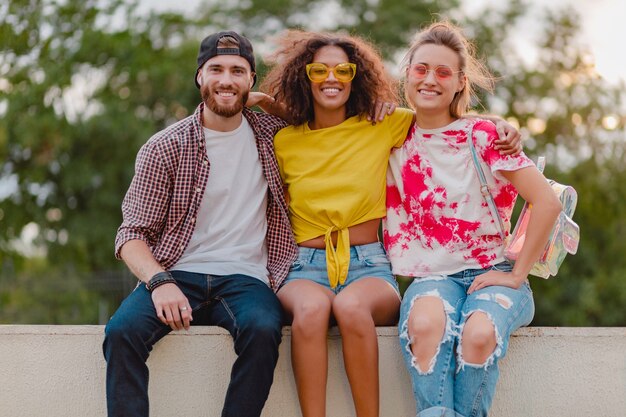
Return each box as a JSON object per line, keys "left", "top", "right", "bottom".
{"left": 463, "top": 0, "right": 626, "bottom": 85}
{"left": 141, "top": 0, "right": 626, "bottom": 85}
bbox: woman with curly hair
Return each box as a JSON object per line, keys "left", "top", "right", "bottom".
{"left": 259, "top": 30, "right": 414, "bottom": 417}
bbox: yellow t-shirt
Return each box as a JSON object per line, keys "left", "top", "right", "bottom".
{"left": 275, "top": 108, "right": 414, "bottom": 288}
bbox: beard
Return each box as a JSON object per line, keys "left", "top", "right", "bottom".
{"left": 201, "top": 84, "right": 249, "bottom": 118}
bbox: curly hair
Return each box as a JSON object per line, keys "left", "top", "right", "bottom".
{"left": 402, "top": 21, "right": 496, "bottom": 118}
{"left": 260, "top": 30, "right": 398, "bottom": 126}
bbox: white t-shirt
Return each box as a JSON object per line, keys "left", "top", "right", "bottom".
{"left": 172, "top": 117, "right": 270, "bottom": 283}
{"left": 384, "top": 118, "right": 534, "bottom": 277}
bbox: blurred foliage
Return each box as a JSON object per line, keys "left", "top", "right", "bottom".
{"left": 0, "top": 0, "right": 624, "bottom": 325}
{"left": 0, "top": 257, "right": 100, "bottom": 323}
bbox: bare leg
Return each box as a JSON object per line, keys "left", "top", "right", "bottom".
{"left": 278, "top": 280, "right": 335, "bottom": 417}
{"left": 460, "top": 312, "right": 497, "bottom": 364}
{"left": 332, "top": 278, "right": 400, "bottom": 417}
{"left": 407, "top": 297, "right": 446, "bottom": 372}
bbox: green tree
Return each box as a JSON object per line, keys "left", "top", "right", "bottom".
{"left": 193, "top": 0, "right": 457, "bottom": 56}
{"left": 1, "top": 0, "right": 624, "bottom": 325}
{"left": 1, "top": 0, "right": 203, "bottom": 322}
{"left": 475, "top": 8, "right": 626, "bottom": 326}
{"left": 1, "top": 0, "right": 202, "bottom": 270}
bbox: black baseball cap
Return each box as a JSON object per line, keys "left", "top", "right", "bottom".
{"left": 195, "top": 31, "right": 256, "bottom": 88}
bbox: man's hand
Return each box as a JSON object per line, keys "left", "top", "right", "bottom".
{"left": 151, "top": 283, "right": 193, "bottom": 331}
{"left": 494, "top": 119, "right": 522, "bottom": 155}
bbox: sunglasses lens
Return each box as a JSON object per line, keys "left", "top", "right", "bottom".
{"left": 411, "top": 64, "right": 457, "bottom": 80}
{"left": 334, "top": 63, "right": 356, "bottom": 82}
{"left": 307, "top": 64, "right": 329, "bottom": 82}
{"left": 307, "top": 63, "right": 356, "bottom": 82}
{"left": 435, "top": 67, "right": 454, "bottom": 79}
{"left": 411, "top": 64, "right": 428, "bottom": 78}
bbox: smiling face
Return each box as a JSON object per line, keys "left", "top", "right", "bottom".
{"left": 196, "top": 54, "right": 254, "bottom": 118}
{"left": 405, "top": 43, "right": 466, "bottom": 127}
{"left": 309, "top": 45, "right": 353, "bottom": 115}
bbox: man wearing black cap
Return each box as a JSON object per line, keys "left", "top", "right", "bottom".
{"left": 103, "top": 31, "right": 298, "bottom": 417}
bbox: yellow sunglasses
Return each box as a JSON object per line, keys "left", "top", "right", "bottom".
{"left": 305, "top": 62, "right": 357, "bottom": 83}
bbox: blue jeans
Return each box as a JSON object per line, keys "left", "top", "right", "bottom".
{"left": 103, "top": 272, "right": 283, "bottom": 417}
{"left": 284, "top": 242, "right": 400, "bottom": 296}
{"left": 399, "top": 263, "right": 534, "bottom": 417}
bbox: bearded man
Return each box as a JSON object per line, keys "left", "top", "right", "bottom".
{"left": 103, "top": 31, "right": 297, "bottom": 417}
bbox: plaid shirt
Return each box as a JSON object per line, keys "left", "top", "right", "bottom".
{"left": 115, "top": 103, "right": 297, "bottom": 291}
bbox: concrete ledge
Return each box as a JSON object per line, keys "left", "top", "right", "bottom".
{"left": 1, "top": 326, "right": 624, "bottom": 417}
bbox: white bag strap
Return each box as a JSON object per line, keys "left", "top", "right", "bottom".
{"left": 467, "top": 124, "right": 507, "bottom": 241}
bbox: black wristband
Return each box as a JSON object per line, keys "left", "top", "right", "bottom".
{"left": 146, "top": 271, "right": 176, "bottom": 292}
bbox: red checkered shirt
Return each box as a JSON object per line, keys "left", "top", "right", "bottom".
{"left": 115, "top": 103, "right": 298, "bottom": 291}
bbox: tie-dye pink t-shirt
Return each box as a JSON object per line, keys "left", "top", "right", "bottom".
{"left": 383, "top": 118, "right": 534, "bottom": 277}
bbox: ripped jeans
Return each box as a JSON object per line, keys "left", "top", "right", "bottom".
{"left": 398, "top": 262, "right": 534, "bottom": 417}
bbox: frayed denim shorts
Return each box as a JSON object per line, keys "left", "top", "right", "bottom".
{"left": 283, "top": 242, "right": 400, "bottom": 296}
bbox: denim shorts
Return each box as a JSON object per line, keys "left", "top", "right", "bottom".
{"left": 283, "top": 242, "right": 399, "bottom": 296}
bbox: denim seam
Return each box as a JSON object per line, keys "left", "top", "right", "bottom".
{"left": 194, "top": 300, "right": 212, "bottom": 312}
{"left": 354, "top": 244, "right": 365, "bottom": 261}
{"left": 205, "top": 274, "right": 212, "bottom": 300}
{"left": 304, "top": 247, "right": 316, "bottom": 264}
{"left": 437, "top": 335, "right": 455, "bottom": 406}
{"left": 216, "top": 296, "right": 239, "bottom": 336}
{"left": 145, "top": 326, "right": 171, "bottom": 350}
{"left": 468, "top": 363, "right": 492, "bottom": 417}
{"left": 354, "top": 241, "right": 384, "bottom": 261}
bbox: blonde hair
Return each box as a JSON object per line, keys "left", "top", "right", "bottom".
{"left": 402, "top": 21, "right": 495, "bottom": 118}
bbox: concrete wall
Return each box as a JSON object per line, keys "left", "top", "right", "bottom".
{"left": 0, "top": 325, "right": 624, "bottom": 417}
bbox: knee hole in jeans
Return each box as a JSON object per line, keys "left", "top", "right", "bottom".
{"left": 459, "top": 311, "right": 498, "bottom": 366}
{"left": 406, "top": 295, "right": 448, "bottom": 374}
